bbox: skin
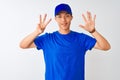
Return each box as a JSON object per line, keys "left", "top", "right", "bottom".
{"left": 80, "top": 11, "right": 111, "bottom": 50}
{"left": 19, "top": 11, "right": 111, "bottom": 51}
{"left": 55, "top": 11, "right": 73, "bottom": 34}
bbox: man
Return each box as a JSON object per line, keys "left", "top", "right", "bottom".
{"left": 19, "top": 3, "right": 110, "bottom": 80}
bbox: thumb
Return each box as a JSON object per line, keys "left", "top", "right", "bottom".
{"left": 79, "top": 24, "right": 85, "bottom": 29}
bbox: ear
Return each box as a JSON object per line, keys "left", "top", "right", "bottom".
{"left": 55, "top": 17, "right": 57, "bottom": 21}
{"left": 71, "top": 16, "right": 73, "bottom": 20}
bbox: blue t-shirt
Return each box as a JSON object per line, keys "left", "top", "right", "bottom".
{"left": 34, "top": 31, "right": 96, "bottom": 80}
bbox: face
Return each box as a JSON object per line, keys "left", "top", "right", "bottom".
{"left": 55, "top": 11, "right": 73, "bottom": 31}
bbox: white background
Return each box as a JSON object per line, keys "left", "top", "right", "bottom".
{"left": 0, "top": 0, "right": 119, "bottom": 80}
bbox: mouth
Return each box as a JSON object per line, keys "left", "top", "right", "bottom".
{"left": 61, "top": 23, "right": 67, "bottom": 26}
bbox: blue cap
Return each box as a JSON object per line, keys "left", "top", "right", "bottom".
{"left": 55, "top": 3, "right": 72, "bottom": 16}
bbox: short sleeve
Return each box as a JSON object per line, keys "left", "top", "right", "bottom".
{"left": 82, "top": 33, "right": 97, "bottom": 51}
{"left": 34, "top": 33, "right": 48, "bottom": 50}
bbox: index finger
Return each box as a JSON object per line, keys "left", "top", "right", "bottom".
{"left": 45, "top": 18, "right": 52, "bottom": 27}
{"left": 82, "top": 14, "right": 87, "bottom": 23}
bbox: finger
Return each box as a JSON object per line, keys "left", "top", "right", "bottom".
{"left": 40, "top": 15, "right": 42, "bottom": 24}
{"left": 93, "top": 15, "right": 96, "bottom": 22}
{"left": 82, "top": 14, "right": 87, "bottom": 23}
{"left": 37, "top": 24, "right": 40, "bottom": 27}
{"left": 79, "top": 24, "right": 85, "bottom": 29}
{"left": 37, "top": 23, "right": 41, "bottom": 29}
{"left": 43, "top": 14, "right": 47, "bottom": 23}
{"left": 87, "top": 11, "right": 92, "bottom": 21}
{"left": 45, "top": 18, "right": 52, "bottom": 27}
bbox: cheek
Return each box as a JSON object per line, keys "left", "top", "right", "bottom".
{"left": 67, "top": 17, "right": 72, "bottom": 21}
{"left": 67, "top": 19, "right": 72, "bottom": 23}
{"left": 55, "top": 18, "right": 60, "bottom": 22}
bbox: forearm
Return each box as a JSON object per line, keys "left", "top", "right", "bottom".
{"left": 91, "top": 30, "right": 111, "bottom": 50}
{"left": 19, "top": 30, "right": 40, "bottom": 49}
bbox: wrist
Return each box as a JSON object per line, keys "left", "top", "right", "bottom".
{"left": 89, "top": 29, "right": 96, "bottom": 33}
{"left": 34, "top": 29, "right": 42, "bottom": 36}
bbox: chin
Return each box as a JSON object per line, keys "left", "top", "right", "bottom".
{"left": 61, "top": 27, "right": 69, "bottom": 30}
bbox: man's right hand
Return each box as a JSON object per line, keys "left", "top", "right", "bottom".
{"left": 19, "top": 14, "right": 51, "bottom": 49}
{"left": 36, "top": 14, "right": 52, "bottom": 34}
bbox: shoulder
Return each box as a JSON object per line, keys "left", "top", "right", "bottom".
{"left": 38, "top": 31, "right": 56, "bottom": 37}
{"left": 71, "top": 30, "right": 86, "bottom": 37}
{"left": 71, "top": 31, "right": 96, "bottom": 40}
{"left": 36, "top": 31, "right": 57, "bottom": 39}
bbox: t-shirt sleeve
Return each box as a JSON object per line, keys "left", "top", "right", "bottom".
{"left": 34, "top": 33, "right": 48, "bottom": 50}
{"left": 82, "top": 33, "right": 97, "bottom": 51}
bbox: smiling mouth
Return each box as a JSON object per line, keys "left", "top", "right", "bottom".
{"left": 61, "top": 23, "right": 67, "bottom": 26}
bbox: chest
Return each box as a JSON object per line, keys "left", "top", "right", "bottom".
{"left": 43, "top": 36, "right": 85, "bottom": 56}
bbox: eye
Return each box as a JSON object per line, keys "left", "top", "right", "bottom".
{"left": 56, "top": 15, "right": 62, "bottom": 18}
{"left": 65, "top": 14, "right": 71, "bottom": 17}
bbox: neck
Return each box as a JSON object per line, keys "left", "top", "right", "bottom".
{"left": 58, "top": 29, "right": 70, "bottom": 34}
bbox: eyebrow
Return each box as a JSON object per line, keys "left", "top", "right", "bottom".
{"left": 57, "top": 11, "right": 69, "bottom": 14}
{"left": 57, "top": 13, "right": 71, "bottom": 16}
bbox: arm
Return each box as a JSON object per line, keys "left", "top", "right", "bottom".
{"left": 19, "top": 30, "right": 40, "bottom": 49}
{"left": 91, "top": 30, "right": 111, "bottom": 50}
{"left": 80, "top": 11, "right": 111, "bottom": 51}
{"left": 19, "top": 14, "right": 51, "bottom": 49}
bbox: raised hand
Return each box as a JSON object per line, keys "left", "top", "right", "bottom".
{"left": 79, "top": 11, "right": 96, "bottom": 33}
{"left": 36, "top": 14, "right": 52, "bottom": 34}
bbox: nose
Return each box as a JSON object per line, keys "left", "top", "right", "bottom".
{"left": 61, "top": 17, "right": 66, "bottom": 22}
